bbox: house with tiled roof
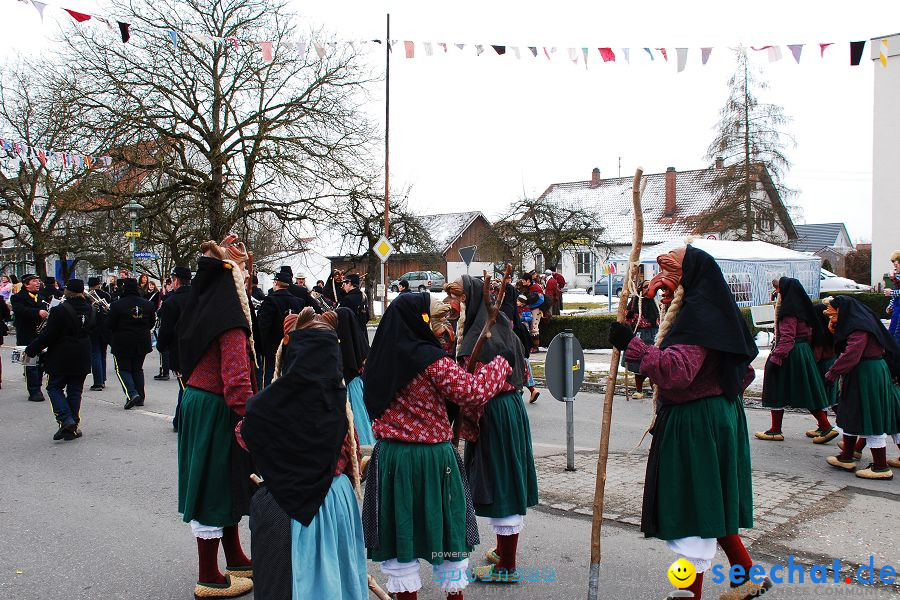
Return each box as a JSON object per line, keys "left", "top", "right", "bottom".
{"left": 789, "top": 222, "right": 854, "bottom": 275}
{"left": 531, "top": 164, "right": 798, "bottom": 289}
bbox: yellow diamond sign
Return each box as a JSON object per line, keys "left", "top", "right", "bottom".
{"left": 374, "top": 236, "right": 395, "bottom": 263}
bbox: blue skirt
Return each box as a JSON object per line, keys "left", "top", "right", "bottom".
{"left": 347, "top": 377, "right": 375, "bottom": 445}
{"left": 291, "top": 475, "right": 368, "bottom": 600}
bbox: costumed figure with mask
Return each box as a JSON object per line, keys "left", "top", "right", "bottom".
{"left": 362, "top": 292, "right": 513, "bottom": 600}
{"left": 623, "top": 280, "right": 660, "bottom": 399}
{"left": 242, "top": 307, "right": 368, "bottom": 600}
{"left": 336, "top": 306, "right": 375, "bottom": 445}
{"left": 823, "top": 295, "right": 900, "bottom": 479}
{"left": 756, "top": 277, "right": 835, "bottom": 444}
{"left": 609, "top": 245, "right": 771, "bottom": 600}
{"left": 444, "top": 275, "right": 538, "bottom": 583}
{"left": 176, "top": 236, "right": 256, "bottom": 599}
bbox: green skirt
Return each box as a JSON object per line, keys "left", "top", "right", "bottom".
{"left": 369, "top": 441, "right": 471, "bottom": 565}
{"left": 762, "top": 341, "right": 830, "bottom": 410}
{"left": 177, "top": 386, "right": 238, "bottom": 527}
{"left": 642, "top": 395, "right": 753, "bottom": 541}
{"left": 835, "top": 358, "right": 900, "bottom": 436}
{"left": 465, "top": 391, "right": 539, "bottom": 518}
{"left": 818, "top": 356, "right": 838, "bottom": 407}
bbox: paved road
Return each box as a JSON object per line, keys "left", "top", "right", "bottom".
{"left": 1, "top": 349, "right": 898, "bottom": 599}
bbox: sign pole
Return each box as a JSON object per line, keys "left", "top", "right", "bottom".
{"left": 564, "top": 329, "right": 576, "bottom": 472}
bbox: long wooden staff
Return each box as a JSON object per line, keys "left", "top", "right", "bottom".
{"left": 451, "top": 263, "right": 513, "bottom": 447}
{"left": 587, "top": 168, "right": 644, "bottom": 600}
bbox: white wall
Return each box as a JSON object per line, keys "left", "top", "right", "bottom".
{"left": 871, "top": 35, "right": 900, "bottom": 286}
{"left": 447, "top": 260, "right": 493, "bottom": 281}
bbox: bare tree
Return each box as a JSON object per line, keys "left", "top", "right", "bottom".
{"left": 494, "top": 197, "right": 605, "bottom": 272}
{"left": 55, "top": 0, "right": 377, "bottom": 243}
{"left": 698, "top": 46, "right": 796, "bottom": 242}
{"left": 0, "top": 60, "right": 112, "bottom": 278}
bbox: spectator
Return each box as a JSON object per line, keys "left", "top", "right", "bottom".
{"left": 398, "top": 279, "right": 411, "bottom": 293}
{"left": 103, "top": 275, "right": 118, "bottom": 296}
{"left": 544, "top": 269, "right": 561, "bottom": 316}
{"left": 552, "top": 269, "right": 567, "bottom": 311}
{"left": 516, "top": 294, "right": 540, "bottom": 403}
{"left": 884, "top": 250, "right": 900, "bottom": 345}
{"left": 0, "top": 274, "right": 12, "bottom": 303}
{"left": 146, "top": 280, "right": 161, "bottom": 310}
{"left": 523, "top": 272, "right": 545, "bottom": 351}
{"left": 138, "top": 273, "right": 151, "bottom": 298}
{"left": 10, "top": 274, "right": 21, "bottom": 296}
{"left": 0, "top": 295, "right": 9, "bottom": 389}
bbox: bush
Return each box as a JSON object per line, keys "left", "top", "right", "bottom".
{"left": 540, "top": 306, "right": 766, "bottom": 349}
{"left": 818, "top": 292, "right": 890, "bottom": 317}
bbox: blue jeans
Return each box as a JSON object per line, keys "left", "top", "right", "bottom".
{"left": 47, "top": 373, "right": 86, "bottom": 427}
{"left": 90, "top": 340, "right": 107, "bottom": 387}
{"left": 25, "top": 364, "right": 44, "bottom": 397}
{"left": 114, "top": 354, "right": 146, "bottom": 402}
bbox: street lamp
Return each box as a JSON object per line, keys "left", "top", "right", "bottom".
{"left": 123, "top": 202, "right": 143, "bottom": 276}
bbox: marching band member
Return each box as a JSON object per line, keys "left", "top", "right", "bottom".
{"left": 11, "top": 274, "right": 49, "bottom": 402}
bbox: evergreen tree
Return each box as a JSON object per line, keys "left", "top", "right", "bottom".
{"left": 698, "top": 46, "right": 795, "bottom": 242}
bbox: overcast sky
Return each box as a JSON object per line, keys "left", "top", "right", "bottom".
{"left": 2, "top": 0, "right": 897, "bottom": 242}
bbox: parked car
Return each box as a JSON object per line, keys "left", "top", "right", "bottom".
{"left": 819, "top": 268, "right": 871, "bottom": 293}
{"left": 586, "top": 274, "right": 626, "bottom": 296}
{"left": 390, "top": 270, "right": 446, "bottom": 292}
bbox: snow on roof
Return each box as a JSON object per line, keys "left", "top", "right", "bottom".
{"left": 624, "top": 238, "right": 820, "bottom": 264}
{"left": 419, "top": 211, "right": 482, "bottom": 253}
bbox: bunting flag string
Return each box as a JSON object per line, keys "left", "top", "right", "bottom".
{"left": 0, "top": 136, "right": 112, "bottom": 172}
{"left": 5, "top": 0, "right": 896, "bottom": 71}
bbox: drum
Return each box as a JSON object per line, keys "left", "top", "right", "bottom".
{"left": 11, "top": 346, "right": 38, "bottom": 366}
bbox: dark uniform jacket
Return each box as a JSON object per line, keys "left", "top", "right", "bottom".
{"left": 338, "top": 287, "right": 369, "bottom": 335}
{"left": 11, "top": 289, "right": 46, "bottom": 345}
{"left": 106, "top": 291, "right": 156, "bottom": 357}
{"left": 288, "top": 283, "right": 321, "bottom": 314}
{"left": 257, "top": 288, "right": 303, "bottom": 356}
{"left": 156, "top": 285, "right": 191, "bottom": 372}
{"left": 251, "top": 286, "right": 266, "bottom": 303}
{"left": 25, "top": 297, "right": 94, "bottom": 376}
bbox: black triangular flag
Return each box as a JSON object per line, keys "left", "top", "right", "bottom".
{"left": 118, "top": 21, "right": 131, "bottom": 43}
{"left": 492, "top": 45, "right": 506, "bottom": 55}
{"left": 850, "top": 40, "right": 865, "bottom": 66}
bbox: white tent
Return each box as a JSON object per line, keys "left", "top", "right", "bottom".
{"left": 613, "top": 239, "right": 821, "bottom": 307}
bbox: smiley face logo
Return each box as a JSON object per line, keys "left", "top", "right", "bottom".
{"left": 667, "top": 559, "right": 696, "bottom": 588}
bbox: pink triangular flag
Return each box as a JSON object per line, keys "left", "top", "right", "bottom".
{"left": 260, "top": 41, "right": 273, "bottom": 62}
{"left": 657, "top": 48, "right": 668, "bottom": 61}
{"left": 819, "top": 43, "right": 832, "bottom": 57}
{"left": 404, "top": 41, "right": 415, "bottom": 58}
{"left": 31, "top": 0, "right": 47, "bottom": 21}
{"left": 701, "top": 47, "right": 712, "bottom": 64}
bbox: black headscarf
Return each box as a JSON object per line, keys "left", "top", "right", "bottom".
{"left": 241, "top": 329, "right": 348, "bottom": 526}
{"left": 177, "top": 256, "right": 251, "bottom": 379}
{"left": 500, "top": 282, "right": 518, "bottom": 325}
{"left": 829, "top": 295, "right": 900, "bottom": 378}
{"left": 336, "top": 306, "right": 369, "bottom": 383}
{"left": 660, "top": 245, "right": 758, "bottom": 399}
{"left": 457, "top": 275, "right": 527, "bottom": 389}
{"left": 626, "top": 294, "right": 660, "bottom": 326}
{"left": 777, "top": 277, "right": 824, "bottom": 346}
{"left": 363, "top": 292, "right": 447, "bottom": 420}
{"left": 812, "top": 303, "right": 835, "bottom": 354}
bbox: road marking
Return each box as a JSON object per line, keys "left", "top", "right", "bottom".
{"left": 533, "top": 441, "right": 595, "bottom": 452}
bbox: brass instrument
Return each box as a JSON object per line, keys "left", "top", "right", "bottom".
{"left": 88, "top": 289, "right": 111, "bottom": 313}
{"left": 34, "top": 299, "right": 51, "bottom": 334}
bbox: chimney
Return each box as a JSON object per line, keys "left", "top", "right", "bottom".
{"left": 715, "top": 156, "right": 724, "bottom": 169}
{"left": 590, "top": 167, "right": 602, "bottom": 188}
{"left": 664, "top": 167, "right": 676, "bottom": 217}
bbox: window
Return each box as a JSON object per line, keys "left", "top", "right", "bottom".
{"left": 576, "top": 252, "right": 592, "bottom": 275}
{"left": 726, "top": 272, "right": 753, "bottom": 307}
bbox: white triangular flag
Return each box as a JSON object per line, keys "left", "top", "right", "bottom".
{"left": 31, "top": 0, "right": 47, "bottom": 21}
{"left": 767, "top": 46, "right": 782, "bottom": 62}
{"left": 423, "top": 42, "right": 433, "bottom": 56}
{"left": 622, "top": 48, "right": 630, "bottom": 63}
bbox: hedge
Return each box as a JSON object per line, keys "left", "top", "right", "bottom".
{"left": 540, "top": 307, "right": 761, "bottom": 349}
{"left": 818, "top": 292, "right": 890, "bottom": 317}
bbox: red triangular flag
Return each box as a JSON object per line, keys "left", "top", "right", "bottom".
{"left": 656, "top": 48, "right": 668, "bottom": 61}
{"left": 63, "top": 8, "right": 92, "bottom": 23}
{"left": 599, "top": 47, "right": 615, "bottom": 62}
{"left": 819, "top": 43, "right": 833, "bottom": 57}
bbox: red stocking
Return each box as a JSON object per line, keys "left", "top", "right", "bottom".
{"left": 717, "top": 534, "right": 752, "bottom": 583}
{"left": 395, "top": 592, "right": 417, "bottom": 600}
{"left": 871, "top": 447, "right": 888, "bottom": 470}
{"left": 840, "top": 435, "right": 858, "bottom": 461}
{"left": 196, "top": 537, "right": 226, "bottom": 585}
{"left": 222, "top": 524, "right": 251, "bottom": 568}
{"left": 635, "top": 374, "right": 646, "bottom": 392}
{"left": 857, "top": 438, "right": 868, "bottom": 452}
{"left": 496, "top": 533, "right": 519, "bottom": 572}
{"left": 446, "top": 592, "right": 463, "bottom": 600}
{"left": 686, "top": 571, "right": 704, "bottom": 599}
{"left": 809, "top": 409, "right": 831, "bottom": 431}
{"left": 769, "top": 410, "right": 784, "bottom": 433}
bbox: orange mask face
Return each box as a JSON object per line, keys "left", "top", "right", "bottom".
{"left": 646, "top": 247, "right": 686, "bottom": 305}
{"left": 824, "top": 304, "right": 838, "bottom": 333}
